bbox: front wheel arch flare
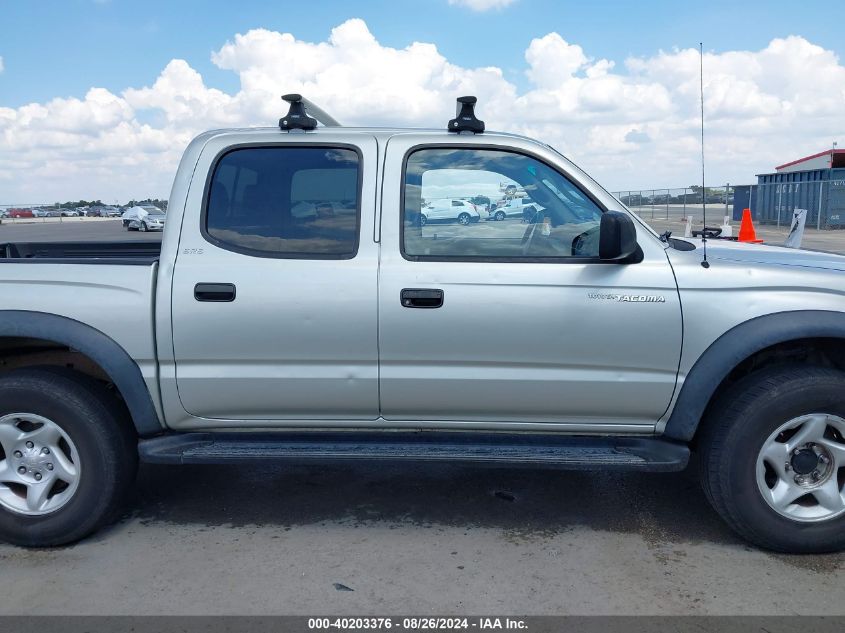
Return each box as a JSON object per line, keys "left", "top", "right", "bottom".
{"left": 663, "top": 310, "right": 845, "bottom": 442}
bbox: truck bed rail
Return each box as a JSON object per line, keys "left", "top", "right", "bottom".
{"left": 0, "top": 241, "right": 161, "bottom": 264}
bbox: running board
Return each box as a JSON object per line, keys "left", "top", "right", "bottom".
{"left": 139, "top": 431, "right": 689, "bottom": 472}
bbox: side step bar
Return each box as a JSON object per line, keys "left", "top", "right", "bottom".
{"left": 139, "top": 431, "right": 689, "bottom": 472}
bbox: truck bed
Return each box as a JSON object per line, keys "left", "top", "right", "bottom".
{"left": 0, "top": 241, "right": 161, "bottom": 263}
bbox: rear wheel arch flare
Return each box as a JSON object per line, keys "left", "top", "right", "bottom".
{"left": 0, "top": 311, "right": 163, "bottom": 437}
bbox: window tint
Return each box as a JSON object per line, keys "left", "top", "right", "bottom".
{"left": 206, "top": 147, "right": 360, "bottom": 258}
{"left": 403, "top": 148, "right": 603, "bottom": 260}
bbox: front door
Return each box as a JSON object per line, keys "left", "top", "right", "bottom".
{"left": 171, "top": 136, "right": 379, "bottom": 422}
{"left": 377, "top": 135, "right": 682, "bottom": 431}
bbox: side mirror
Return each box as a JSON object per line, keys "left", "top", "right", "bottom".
{"left": 599, "top": 211, "right": 638, "bottom": 261}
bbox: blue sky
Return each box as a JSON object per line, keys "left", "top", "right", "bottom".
{"left": 3, "top": 0, "right": 843, "bottom": 108}
{"left": 1, "top": 0, "right": 843, "bottom": 201}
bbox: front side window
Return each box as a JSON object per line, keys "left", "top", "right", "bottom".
{"left": 206, "top": 146, "right": 360, "bottom": 258}
{"left": 403, "top": 148, "right": 603, "bottom": 260}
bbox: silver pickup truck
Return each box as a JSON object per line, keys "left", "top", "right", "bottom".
{"left": 2, "top": 95, "right": 845, "bottom": 553}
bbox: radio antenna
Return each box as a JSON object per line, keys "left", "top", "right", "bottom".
{"left": 699, "top": 42, "right": 709, "bottom": 268}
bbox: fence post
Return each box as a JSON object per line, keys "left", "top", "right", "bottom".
{"left": 749, "top": 185, "right": 754, "bottom": 218}
{"left": 666, "top": 188, "right": 670, "bottom": 219}
{"left": 725, "top": 183, "right": 729, "bottom": 220}
{"left": 818, "top": 180, "right": 824, "bottom": 230}
{"left": 777, "top": 185, "right": 782, "bottom": 227}
{"left": 683, "top": 188, "right": 687, "bottom": 219}
{"left": 651, "top": 189, "right": 655, "bottom": 219}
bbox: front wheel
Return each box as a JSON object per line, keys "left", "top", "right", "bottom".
{"left": 0, "top": 368, "right": 137, "bottom": 546}
{"left": 139, "top": 222, "right": 148, "bottom": 232}
{"left": 698, "top": 366, "right": 845, "bottom": 553}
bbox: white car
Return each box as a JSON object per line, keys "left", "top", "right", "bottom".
{"left": 487, "top": 197, "right": 543, "bottom": 222}
{"left": 121, "top": 206, "right": 161, "bottom": 229}
{"left": 129, "top": 210, "right": 166, "bottom": 232}
{"left": 421, "top": 199, "right": 480, "bottom": 226}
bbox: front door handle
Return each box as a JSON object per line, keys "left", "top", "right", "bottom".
{"left": 194, "top": 283, "right": 236, "bottom": 302}
{"left": 401, "top": 288, "right": 444, "bottom": 309}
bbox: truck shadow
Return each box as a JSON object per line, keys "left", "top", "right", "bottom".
{"left": 126, "top": 459, "right": 740, "bottom": 548}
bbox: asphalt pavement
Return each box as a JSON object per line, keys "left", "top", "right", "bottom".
{"left": 0, "top": 219, "right": 162, "bottom": 243}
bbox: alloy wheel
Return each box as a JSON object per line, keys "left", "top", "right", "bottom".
{"left": 0, "top": 413, "right": 81, "bottom": 516}
{"left": 756, "top": 413, "right": 845, "bottom": 522}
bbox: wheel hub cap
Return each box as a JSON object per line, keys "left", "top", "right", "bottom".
{"left": 0, "top": 413, "right": 81, "bottom": 516}
{"left": 756, "top": 413, "right": 845, "bottom": 522}
{"left": 791, "top": 448, "right": 821, "bottom": 475}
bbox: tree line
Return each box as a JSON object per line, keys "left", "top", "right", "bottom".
{"left": 50, "top": 198, "right": 168, "bottom": 210}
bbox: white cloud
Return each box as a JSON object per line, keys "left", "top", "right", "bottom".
{"left": 0, "top": 22, "right": 843, "bottom": 202}
{"left": 448, "top": 0, "right": 517, "bottom": 11}
{"left": 0, "top": 56, "right": 4, "bottom": 73}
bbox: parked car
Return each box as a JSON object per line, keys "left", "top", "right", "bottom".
{"left": 102, "top": 206, "right": 122, "bottom": 217}
{"left": 60, "top": 209, "right": 80, "bottom": 217}
{"left": 8, "top": 208, "right": 34, "bottom": 218}
{"left": 487, "top": 196, "right": 542, "bottom": 221}
{"left": 0, "top": 210, "right": 9, "bottom": 219}
{"left": 121, "top": 206, "right": 145, "bottom": 228}
{"left": 128, "top": 210, "right": 166, "bottom": 232}
{"left": 3, "top": 95, "right": 845, "bottom": 554}
{"left": 421, "top": 199, "right": 480, "bottom": 225}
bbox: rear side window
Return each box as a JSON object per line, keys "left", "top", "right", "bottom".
{"left": 205, "top": 146, "right": 360, "bottom": 258}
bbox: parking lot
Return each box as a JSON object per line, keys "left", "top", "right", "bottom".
{"left": 1, "top": 219, "right": 844, "bottom": 616}
{"left": 1, "top": 460, "right": 844, "bottom": 615}
{"left": 0, "top": 219, "right": 163, "bottom": 243}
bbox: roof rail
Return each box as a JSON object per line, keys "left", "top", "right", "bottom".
{"left": 279, "top": 94, "right": 342, "bottom": 131}
{"left": 448, "top": 96, "right": 484, "bottom": 134}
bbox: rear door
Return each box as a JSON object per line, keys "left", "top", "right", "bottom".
{"left": 170, "top": 134, "right": 379, "bottom": 424}
{"left": 377, "top": 134, "right": 682, "bottom": 432}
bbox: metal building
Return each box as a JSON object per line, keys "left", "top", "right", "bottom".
{"left": 752, "top": 149, "right": 845, "bottom": 229}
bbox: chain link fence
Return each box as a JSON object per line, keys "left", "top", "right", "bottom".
{"left": 613, "top": 180, "right": 845, "bottom": 231}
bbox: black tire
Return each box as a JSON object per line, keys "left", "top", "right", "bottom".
{"left": 420, "top": 214, "right": 427, "bottom": 227}
{"left": 139, "top": 222, "right": 148, "bottom": 233}
{"left": 698, "top": 365, "right": 845, "bottom": 553}
{"left": 494, "top": 211, "right": 505, "bottom": 221}
{"left": 0, "top": 368, "right": 137, "bottom": 547}
{"left": 457, "top": 212, "right": 471, "bottom": 225}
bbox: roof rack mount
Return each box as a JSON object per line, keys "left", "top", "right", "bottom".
{"left": 279, "top": 94, "right": 341, "bottom": 131}
{"left": 448, "top": 96, "right": 485, "bottom": 134}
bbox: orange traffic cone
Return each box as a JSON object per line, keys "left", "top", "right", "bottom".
{"left": 738, "top": 208, "right": 763, "bottom": 243}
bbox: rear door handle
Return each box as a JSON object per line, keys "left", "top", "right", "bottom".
{"left": 401, "top": 288, "right": 444, "bottom": 309}
{"left": 194, "top": 283, "right": 236, "bottom": 302}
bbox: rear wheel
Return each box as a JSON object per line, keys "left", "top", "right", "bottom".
{"left": 420, "top": 214, "right": 427, "bottom": 227}
{"left": 457, "top": 212, "right": 471, "bottom": 225}
{"left": 494, "top": 210, "right": 505, "bottom": 221}
{"left": 0, "top": 368, "right": 137, "bottom": 546}
{"left": 698, "top": 366, "right": 845, "bottom": 553}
